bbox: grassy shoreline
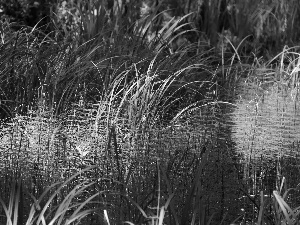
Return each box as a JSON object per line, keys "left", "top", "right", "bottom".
{"left": 1, "top": 4, "right": 300, "bottom": 224}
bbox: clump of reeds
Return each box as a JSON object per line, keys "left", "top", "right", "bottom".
{"left": 252, "top": 177, "right": 300, "bottom": 225}
{"left": 0, "top": 167, "right": 111, "bottom": 225}
{"left": 2, "top": 1, "right": 300, "bottom": 225}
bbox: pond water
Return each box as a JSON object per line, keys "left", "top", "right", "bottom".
{"left": 227, "top": 77, "right": 300, "bottom": 221}
{"left": 1, "top": 74, "right": 300, "bottom": 223}
{"left": 231, "top": 79, "right": 300, "bottom": 161}
{"left": 172, "top": 76, "right": 300, "bottom": 222}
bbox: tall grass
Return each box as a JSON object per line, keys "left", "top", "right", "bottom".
{"left": 0, "top": 12, "right": 225, "bottom": 224}
{"left": 0, "top": 167, "right": 111, "bottom": 225}
{"left": 1, "top": 1, "right": 300, "bottom": 224}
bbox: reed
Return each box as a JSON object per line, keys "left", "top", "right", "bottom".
{"left": 1, "top": 1, "right": 300, "bottom": 224}
{"left": 0, "top": 167, "right": 110, "bottom": 225}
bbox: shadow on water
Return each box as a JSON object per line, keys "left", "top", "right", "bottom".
{"left": 166, "top": 91, "right": 243, "bottom": 223}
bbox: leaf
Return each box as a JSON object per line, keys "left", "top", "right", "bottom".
{"left": 273, "top": 190, "right": 295, "bottom": 224}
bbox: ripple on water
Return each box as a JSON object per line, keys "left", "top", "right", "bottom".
{"left": 231, "top": 81, "right": 300, "bottom": 161}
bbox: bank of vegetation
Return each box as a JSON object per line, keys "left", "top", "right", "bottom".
{"left": 1, "top": 0, "right": 300, "bottom": 224}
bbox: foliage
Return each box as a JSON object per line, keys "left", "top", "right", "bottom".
{"left": 0, "top": 0, "right": 56, "bottom": 32}
{"left": 1, "top": 0, "right": 300, "bottom": 225}
{"left": 2, "top": 0, "right": 300, "bottom": 56}
{"left": 0, "top": 167, "right": 110, "bottom": 225}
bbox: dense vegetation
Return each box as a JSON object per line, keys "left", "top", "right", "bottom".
{"left": 1, "top": 0, "right": 300, "bottom": 224}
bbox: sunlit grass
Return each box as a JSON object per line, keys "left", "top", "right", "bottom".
{"left": 0, "top": 15, "right": 224, "bottom": 224}
{"left": 1, "top": 1, "right": 300, "bottom": 224}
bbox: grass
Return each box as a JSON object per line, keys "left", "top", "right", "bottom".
{"left": 1, "top": 1, "right": 300, "bottom": 224}
{"left": 0, "top": 16, "right": 223, "bottom": 224}
{"left": 0, "top": 167, "right": 110, "bottom": 225}
{"left": 1, "top": 167, "right": 300, "bottom": 224}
